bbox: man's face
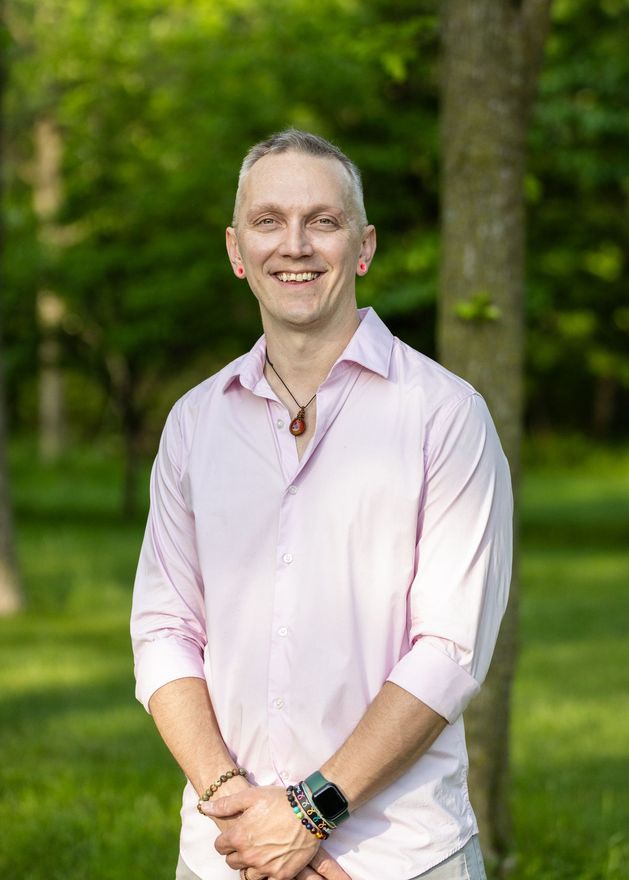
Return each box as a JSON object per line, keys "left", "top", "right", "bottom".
{"left": 226, "top": 151, "right": 375, "bottom": 332}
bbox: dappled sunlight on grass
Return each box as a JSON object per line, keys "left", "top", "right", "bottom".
{"left": 0, "top": 613, "right": 131, "bottom": 693}
{"left": 511, "top": 448, "right": 629, "bottom": 880}
{"left": 1, "top": 442, "right": 628, "bottom": 878}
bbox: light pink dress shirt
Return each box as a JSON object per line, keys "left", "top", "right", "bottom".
{"left": 131, "top": 307, "right": 513, "bottom": 880}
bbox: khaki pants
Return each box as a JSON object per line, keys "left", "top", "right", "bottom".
{"left": 175, "top": 834, "right": 487, "bottom": 880}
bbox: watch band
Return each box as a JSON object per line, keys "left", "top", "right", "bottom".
{"left": 303, "top": 770, "right": 350, "bottom": 826}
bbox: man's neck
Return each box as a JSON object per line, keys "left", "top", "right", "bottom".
{"left": 262, "top": 309, "right": 361, "bottom": 396}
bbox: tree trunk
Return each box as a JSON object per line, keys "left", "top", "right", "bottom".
{"left": 37, "top": 289, "right": 66, "bottom": 461}
{"left": 106, "top": 352, "right": 143, "bottom": 518}
{"left": 0, "top": 359, "right": 22, "bottom": 616}
{"left": 592, "top": 375, "right": 616, "bottom": 438}
{"left": 33, "top": 117, "right": 66, "bottom": 462}
{"left": 0, "top": 0, "right": 24, "bottom": 614}
{"left": 438, "top": 0, "right": 551, "bottom": 872}
{"left": 121, "top": 396, "right": 142, "bottom": 519}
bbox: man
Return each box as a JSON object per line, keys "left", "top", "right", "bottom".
{"left": 131, "top": 129, "right": 512, "bottom": 880}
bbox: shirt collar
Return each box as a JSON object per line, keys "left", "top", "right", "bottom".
{"left": 333, "top": 307, "right": 393, "bottom": 379}
{"left": 221, "top": 307, "right": 394, "bottom": 394}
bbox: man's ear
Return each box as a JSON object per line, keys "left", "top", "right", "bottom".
{"left": 226, "top": 227, "right": 246, "bottom": 278}
{"left": 356, "top": 225, "right": 377, "bottom": 275}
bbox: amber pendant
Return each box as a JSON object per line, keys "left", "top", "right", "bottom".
{"left": 290, "top": 409, "right": 306, "bottom": 436}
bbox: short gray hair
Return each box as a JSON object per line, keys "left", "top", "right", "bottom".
{"left": 232, "top": 129, "right": 367, "bottom": 226}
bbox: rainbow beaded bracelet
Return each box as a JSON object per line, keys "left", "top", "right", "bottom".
{"left": 294, "top": 784, "right": 330, "bottom": 831}
{"left": 286, "top": 784, "right": 330, "bottom": 840}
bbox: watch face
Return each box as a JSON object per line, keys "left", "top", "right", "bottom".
{"left": 312, "top": 783, "right": 348, "bottom": 820}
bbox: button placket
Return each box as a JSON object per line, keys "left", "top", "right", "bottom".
{"left": 268, "top": 497, "right": 301, "bottom": 768}
{"left": 266, "top": 398, "right": 299, "bottom": 481}
{"left": 265, "top": 390, "right": 323, "bottom": 772}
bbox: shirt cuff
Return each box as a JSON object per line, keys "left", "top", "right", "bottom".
{"left": 386, "top": 638, "right": 481, "bottom": 723}
{"left": 134, "top": 635, "right": 206, "bottom": 712}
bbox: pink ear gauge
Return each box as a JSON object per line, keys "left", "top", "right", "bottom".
{"left": 359, "top": 262, "right": 367, "bottom": 273}
{"left": 236, "top": 266, "right": 245, "bottom": 277}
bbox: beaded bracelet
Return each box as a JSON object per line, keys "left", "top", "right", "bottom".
{"left": 287, "top": 786, "right": 328, "bottom": 839}
{"left": 197, "top": 767, "right": 248, "bottom": 815}
{"left": 286, "top": 785, "right": 330, "bottom": 840}
{"left": 294, "top": 784, "right": 330, "bottom": 831}
{"left": 300, "top": 778, "right": 341, "bottom": 829}
{"left": 295, "top": 782, "right": 336, "bottom": 834}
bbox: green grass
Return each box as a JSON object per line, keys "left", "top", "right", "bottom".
{"left": 0, "top": 445, "right": 181, "bottom": 880}
{"left": 512, "top": 448, "right": 629, "bottom": 879}
{"left": 1, "top": 440, "right": 628, "bottom": 879}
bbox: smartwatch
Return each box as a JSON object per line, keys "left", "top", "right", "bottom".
{"left": 303, "top": 771, "right": 350, "bottom": 826}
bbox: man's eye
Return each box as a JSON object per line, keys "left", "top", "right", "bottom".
{"left": 315, "top": 217, "right": 336, "bottom": 226}
{"left": 257, "top": 218, "right": 277, "bottom": 226}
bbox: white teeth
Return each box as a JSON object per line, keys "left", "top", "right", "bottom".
{"left": 276, "top": 272, "right": 319, "bottom": 282}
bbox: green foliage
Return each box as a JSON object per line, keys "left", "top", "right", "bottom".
{"left": 1, "top": 441, "right": 628, "bottom": 878}
{"left": 2, "top": 0, "right": 629, "bottom": 441}
{"left": 526, "top": 0, "right": 629, "bottom": 435}
{"left": 3, "top": 0, "right": 440, "bottom": 441}
{"left": 454, "top": 291, "right": 502, "bottom": 323}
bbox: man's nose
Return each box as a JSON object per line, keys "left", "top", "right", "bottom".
{"left": 278, "top": 221, "right": 314, "bottom": 258}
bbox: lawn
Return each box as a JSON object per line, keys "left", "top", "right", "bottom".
{"left": 1, "top": 441, "right": 627, "bottom": 879}
{"left": 511, "top": 446, "right": 629, "bottom": 880}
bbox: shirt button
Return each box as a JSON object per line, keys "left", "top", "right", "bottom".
{"left": 277, "top": 419, "right": 285, "bottom": 429}
{"left": 278, "top": 626, "right": 288, "bottom": 637}
{"left": 274, "top": 698, "right": 285, "bottom": 709}
{"left": 280, "top": 770, "right": 290, "bottom": 781}
{"left": 282, "top": 553, "right": 293, "bottom": 564}
{"left": 287, "top": 485, "right": 297, "bottom": 495}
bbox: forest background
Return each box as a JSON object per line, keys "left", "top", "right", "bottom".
{"left": 1, "top": 0, "right": 628, "bottom": 879}
{"left": 4, "top": 0, "right": 629, "bottom": 474}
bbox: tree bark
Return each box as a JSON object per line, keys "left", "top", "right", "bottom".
{"left": 37, "top": 289, "right": 66, "bottom": 461}
{"left": 121, "top": 393, "right": 142, "bottom": 520}
{"left": 0, "top": 0, "right": 24, "bottom": 615}
{"left": 438, "top": 0, "right": 551, "bottom": 872}
{"left": 0, "top": 339, "right": 22, "bottom": 616}
{"left": 592, "top": 375, "right": 616, "bottom": 438}
{"left": 105, "top": 352, "right": 143, "bottom": 518}
{"left": 33, "top": 117, "right": 66, "bottom": 462}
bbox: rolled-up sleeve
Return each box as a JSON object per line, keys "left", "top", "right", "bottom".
{"left": 387, "top": 392, "right": 513, "bottom": 722}
{"left": 130, "top": 399, "right": 207, "bottom": 712}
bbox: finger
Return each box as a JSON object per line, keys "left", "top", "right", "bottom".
{"left": 309, "top": 848, "right": 353, "bottom": 879}
{"left": 200, "top": 790, "right": 254, "bottom": 818}
{"left": 225, "top": 852, "right": 246, "bottom": 870}
{"left": 214, "top": 832, "right": 235, "bottom": 856}
{"left": 296, "top": 867, "right": 323, "bottom": 879}
{"left": 240, "top": 869, "right": 267, "bottom": 880}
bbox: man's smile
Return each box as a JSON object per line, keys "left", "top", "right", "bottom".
{"left": 273, "top": 271, "right": 323, "bottom": 284}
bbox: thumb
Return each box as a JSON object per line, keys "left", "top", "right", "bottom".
{"left": 199, "top": 791, "right": 252, "bottom": 817}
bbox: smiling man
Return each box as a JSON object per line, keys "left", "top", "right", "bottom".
{"left": 131, "top": 130, "right": 512, "bottom": 880}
